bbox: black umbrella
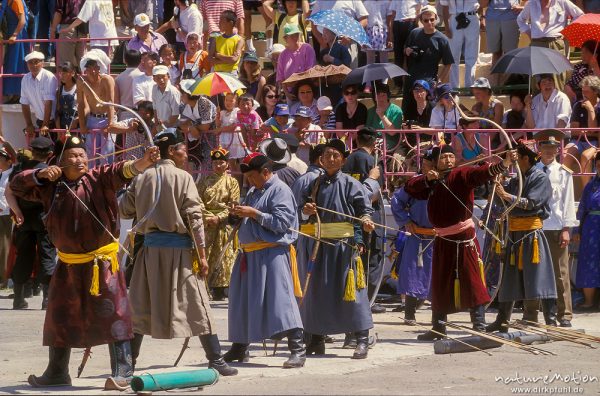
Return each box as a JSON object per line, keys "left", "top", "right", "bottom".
{"left": 342, "top": 63, "right": 409, "bottom": 87}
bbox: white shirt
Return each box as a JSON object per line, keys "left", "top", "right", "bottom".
{"left": 115, "top": 67, "right": 144, "bottom": 108}
{"left": 439, "top": 0, "right": 480, "bottom": 15}
{"left": 132, "top": 74, "right": 155, "bottom": 105}
{"left": 20, "top": 68, "right": 58, "bottom": 122}
{"left": 152, "top": 82, "right": 181, "bottom": 124}
{"left": 312, "top": 0, "right": 369, "bottom": 20}
{"left": 363, "top": 0, "right": 393, "bottom": 27}
{"left": 77, "top": 0, "right": 118, "bottom": 47}
{"left": 176, "top": 4, "right": 203, "bottom": 43}
{"left": 516, "top": 0, "right": 583, "bottom": 39}
{"left": 390, "top": 0, "right": 429, "bottom": 20}
{"left": 531, "top": 89, "right": 571, "bottom": 130}
{"left": 429, "top": 105, "right": 461, "bottom": 130}
{"left": 536, "top": 160, "right": 579, "bottom": 230}
{"left": 0, "top": 166, "right": 13, "bottom": 215}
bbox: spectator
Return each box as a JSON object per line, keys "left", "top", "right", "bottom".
{"left": 289, "top": 82, "right": 319, "bottom": 123}
{"left": 524, "top": 74, "right": 571, "bottom": 131}
{"left": 237, "top": 94, "right": 265, "bottom": 151}
{"left": 363, "top": 0, "right": 394, "bottom": 65}
{"left": 276, "top": 132, "right": 308, "bottom": 174}
{"left": 264, "top": 103, "right": 293, "bottom": 135}
{"left": 127, "top": 13, "right": 169, "bottom": 54}
{"left": 311, "top": 0, "right": 368, "bottom": 69}
{"left": 517, "top": 0, "right": 583, "bottom": 89}
{"left": 440, "top": 0, "right": 482, "bottom": 89}
{"left": 402, "top": 5, "right": 453, "bottom": 116}
{"left": 115, "top": 49, "right": 144, "bottom": 120}
{"left": 502, "top": 92, "right": 526, "bottom": 129}
{"left": 429, "top": 83, "right": 461, "bottom": 143}
{"left": 576, "top": 0, "right": 600, "bottom": 13}
{"left": 277, "top": 24, "right": 316, "bottom": 101}
{"left": 265, "top": 0, "right": 309, "bottom": 45}
{"left": 120, "top": 0, "right": 154, "bottom": 30}
{"left": 215, "top": 92, "right": 246, "bottom": 181}
{"left": 317, "top": 96, "right": 336, "bottom": 131}
{"left": 156, "top": 0, "right": 203, "bottom": 54}
{"left": 335, "top": 84, "right": 368, "bottom": 139}
{"left": 133, "top": 51, "right": 160, "bottom": 106}
{"left": 451, "top": 111, "right": 491, "bottom": 164}
{"left": 484, "top": 0, "right": 522, "bottom": 85}
{"left": 0, "top": 141, "right": 15, "bottom": 288}
{"left": 565, "top": 40, "right": 600, "bottom": 103}
{"left": 51, "top": 0, "right": 85, "bottom": 68}
{"left": 55, "top": 61, "right": 79, "bottom": 131}
{"left": 2, "top": 0, "right": 29, "bottom": 103}
{"left": 575, "top": 152, "right": 600, "bottom": 311}
{"left": 290, "top": 105, "right": 324, "bottom": 164}
{"left": 151, "top": 65, "right": 181, "bottom": 132}
{"left": 366, "top": 81, "right": 403, "bottom": 153}
{"left": 402, "top": 80, "right": 434, "bottom": 147}
{"left": 257, "top": 84, "right": 280, "bottom": 121}
{"left": 209, "top": 9, "right": 245, "bottom": 76}
{"left": 390, "top": 0, "right": 427, "bottom": 92}
{"left": 470, "top": 77, "right": 505, "bottom": 149}
{"left": 159, "top": 44, "right": 181, "bottom": 86}
{"left": 179, "top": 32, "right": 210, "bottom": 80}
{"left": 179, "top": 79, "right": 218, "bottom": 172}
{"left": 319, "top": 27, "right": 351, "bottom": 67}
{"left": 565, "top": 75, "right": 600, "bottom": 191}
{"left": 76, "top": 49, "right": 116, "bottom": 165}
{"left": 201, "top": 0, "right": 245, "bottom": 51}
{"left": 241, "top": 0, "right": 266, "bottom": 52}
{"left": 20, "top": 51, "right": 58, "bottom": 138}
{"left": 266, "top": 43, "right": 285, "bottom": 86}
{"left": 106, "top": 100, "right": 155, "bottom": 160}
{"left": 239, "top": 51, "right": 266, "bottom": 101}
{"left": 36, "top": 0, "right": 55, "bottom": 60}
{"left": 61, "top": 0, "right": 118, "bottom": 57}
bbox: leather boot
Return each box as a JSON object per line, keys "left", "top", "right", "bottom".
{"left": 130, "top": 333, "right": 144, "bottom": 371}
{"left": 470, "top": 304, "right": 487, "bottom": 332}
{"left": 41, "top": 284, "right": 49, "bottom": 310}
{"left": 305, "top": 333, "right": 325, "bottom": 355}
{"left": 417, "top": 312, "right": 447, "bottom": 341}
{"left": 542, "top": 298, "right": 558, "bottom": 326}
{"left": 223, "top": 343, "right": 249, "bottom": 363}
{"left": 404, "top": 296, "right": 418, "bottom": 323}
{"left": 283, "top": 328, "right": 306, "bottom": 368}
{"left": 342, "top": 333, "right": 357, "bottom": 349}
{"left": 28, "top": 347, "right": 72, "bottom": 387}
{"left": 13, "top": 283, "right": 29, "bottom": 310}
{"left": 485, "top": 301, "right": 514, "bottom": 333}
{"left": 199, "top": 334, "right": 238, "bottom": 376}
{"left": 105, "top": 341, "right": 133, "bottom": 391}
{"left": 352, "top": 330, "right": 369, "bottom": 359}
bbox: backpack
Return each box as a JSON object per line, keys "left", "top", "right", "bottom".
{"left": 273, "top": 12, "right": 306, "bottom": 44}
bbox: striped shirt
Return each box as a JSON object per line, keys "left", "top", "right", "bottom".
{"left": 201, "top": 0, "right": 245, "bottom": 34}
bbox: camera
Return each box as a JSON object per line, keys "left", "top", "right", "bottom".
{"left": 455, "top": 12, "right": 471, "bottom": 30}
{"left": 137, "top": 121, "right": 152, "bottom": 134}
{"left": 405, "top": 120, "right": 416, "bottom": 128}
{"left": 408, "top": 46, "right": 424, "bottom": 59}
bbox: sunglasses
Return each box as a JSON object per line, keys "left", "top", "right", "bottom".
{"left": 299, "top": 90, "right": 313, "bottom": 95}
{"left": 344, "top": 90, "right": 358, "bottom": 96}
{"left": 423, "top": 18, "right": 436, "bottom": 23}
{"left": 266, "top": 94, "right": 279, "bottom": 99}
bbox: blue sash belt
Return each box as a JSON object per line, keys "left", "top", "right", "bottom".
{"left": 144, "top": 231, "right": 193, "bottom": 248}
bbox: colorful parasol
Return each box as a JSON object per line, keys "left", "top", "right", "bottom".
{"left": 190, "top": 72, "right": 246, "bottom": 96}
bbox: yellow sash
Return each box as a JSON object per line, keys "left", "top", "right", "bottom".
{"left": 57, "top": 241, "right": 120, "bottom": 296}
{"left": 299, "top": 222, "right": 354, "bottom": 239}
{"left": 413, "top": 226, "right": 436, "bottom": 236}
{"left": 239, "top": 241, "right": 303, "bottom": 298}
{"left": 508, "top": 217, "right": 543, "bottom": 232}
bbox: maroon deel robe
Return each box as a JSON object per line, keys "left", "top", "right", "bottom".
{"left": 10, "top": 163, "right": 133, "bottom": 348}
{"left": 405, "top": 165, "right": 492, "bottom": 314}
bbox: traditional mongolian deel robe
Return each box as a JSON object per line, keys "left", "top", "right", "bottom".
{"left": 10, "top": 163, "right": 134, "bottom": 348}
{"left": 119, "top": 159, "right": 214, "bottom": 339}
{"left": 405, "top": 165, "right": 499, "bottom": 314}
{"left": 499, "top": 167, "right": 557, "bottom": 302}
{"left": 228, "top": 175, "right": 303, "bottom": 343}
{"left": 298, "top": 170, "right": 374, "bottom": 335}
{"left": 576, "top": 176, "right": 600, "bottom": 289}
{"left": 196, "top": 172, "right": 240, "bottom": 288}
{"left": 390, "top": 186, "right": 433, "bottom": 300}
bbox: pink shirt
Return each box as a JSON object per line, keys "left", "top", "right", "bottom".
{"left": 276, "top": 43, "right": 317, "bottom": 84}
{"left": 237, "top": 110, "right": 266, "bottom": 151}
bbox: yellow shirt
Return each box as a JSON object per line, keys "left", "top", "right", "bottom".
{"left": 275, "top": 12, "right": 306, "bottom": 44}
{"left": 214, "top": 34, "right": 242, "bottom": 73}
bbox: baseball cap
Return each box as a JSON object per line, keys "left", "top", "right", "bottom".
{"left": 24, "top": 51, "right": 44, "bottom": 62}
{"left": 134, "top": 13, "right": 151, "bottom": 27}
{"left": 152, "top": 65, "right": 170, "bottom": 76}
{"left": 419, "top": 5, "right": 438, "bottom": 18}
{"left": 30, "top": 136, "right": 54, "bottom": 152}
{"left": 243, "top": 51, "right": 259, "bottom": 63}
{"left": 471, "top": 77, "right": 492, "bottom": 90}
{"left": 274, "top": 103, "right": 290, "bottom": 116}
{"left": 294, "top": 106, "right": 312, "bottom": 118}
{"left": 283, "top": 23, "right": 302, "bottom": 37}
{"left": 317, "top": 96, "right": 333, "bottom": 111}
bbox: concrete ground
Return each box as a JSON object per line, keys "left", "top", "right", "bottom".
{"left": 1, "top": 291, "right": 599, "bottom": 395}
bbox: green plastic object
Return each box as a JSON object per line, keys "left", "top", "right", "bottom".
{"left": 131, "top": 368, "right": 219, "bottom": 392}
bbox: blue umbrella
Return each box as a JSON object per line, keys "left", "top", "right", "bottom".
{"left": 307, "top": 10, "right": 370, "bottom": 47}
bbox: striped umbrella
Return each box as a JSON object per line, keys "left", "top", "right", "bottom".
{"left": 190, "top": 72, "right": 246, "bottom": 96}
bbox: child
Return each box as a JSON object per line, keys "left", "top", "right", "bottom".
{"left": 179, "top": 32, "right": 210, "bottom": 80}
{"left": 209, "top": 10, "right": 244, "bottom": 76}
{"left": 262, "top": 103, "right": 293, "bottom": 135}
{"left": 316, "top": 95, "right": 336, "bottom": 132}
{"left": 56, "top": 61, "right": 79, "bottom": 136}
{"left": 216, "top": 92, "right": 247, "bottom": 178}
{"left": 237, "top": 94, "right": 265, "bottom": 151}
{"left": 159, "top": 43, "right": 181, "bottom": 85}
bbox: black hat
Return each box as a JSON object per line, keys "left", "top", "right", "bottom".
{"left": 258, "top": 137, "right": 292, "bottom": 164}
{"left": 240, "top": 152, "right": 271, "bottom": 173}
{"left": 210, "top": 147, "right": 230, "bottom": 161}
{"left": 30, "top": 136, "right": 54, "bottom": 152}
{"left": 431, "top": 145, "right": 454, "bottom": 162}
{"left": 154, "top": 129, "right": 184, "bottom": 148}
{"left": 422, "top": 149, "right": 433, "bottom": 162}
{"left": 357, "top": 127, "right": 378, "bottom": 140}
{"left": 54, "top": 135, "right": 86, "bottom": 159}
{"left": 324, "top": 139, "right": 349, "bottom": 158}
{"left": 534, "top": 129, "right": 564, "bottom": 146}
{"left": 275, "top": 133, "right": 299, "bottom": 152}
{"left": 309, "top": 143, "right": 327, "bottom": 163}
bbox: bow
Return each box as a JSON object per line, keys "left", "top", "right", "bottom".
{"left": 369, "top": 148, "right": 388, "bottom": 307}
{"left": 300, "top": 175, "right": 322, "bottom": 305}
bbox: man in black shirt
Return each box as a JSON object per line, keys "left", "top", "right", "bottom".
{"left": 403, "top": 5, "right": 454, "bottom": 116}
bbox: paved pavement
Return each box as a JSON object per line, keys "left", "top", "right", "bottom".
{"left": 1, "top": 291, "right": 599, "bottom": 395}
